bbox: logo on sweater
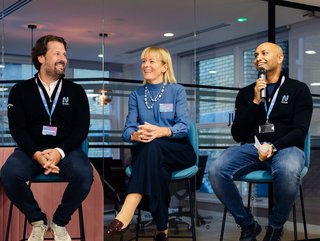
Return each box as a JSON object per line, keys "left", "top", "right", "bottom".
{"left": 62, "top": 97, "right": 69, "bottom": 105}
{"left": 281, "top": 95, "right": 289, "bottom": 104}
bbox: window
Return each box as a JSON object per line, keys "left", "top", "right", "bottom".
{"left": 73, "top": 68, "right": 109, "bottom": 78}
{"left": 1, "top": 63, "right": 36, "bottom": 80}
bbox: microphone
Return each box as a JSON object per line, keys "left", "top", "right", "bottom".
{"left": 258, "top": 68, "right": 266, "bottom": 101}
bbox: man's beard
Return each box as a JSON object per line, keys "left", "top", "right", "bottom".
{"left": 46, "top": 63, "right": 65, "bottom": 79}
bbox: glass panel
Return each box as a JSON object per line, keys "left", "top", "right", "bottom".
{"left": 73, "top": 68, "right": 109, "bottom": 78}
{"left": 1, "top": 63, "right": 36, "bottom": 80}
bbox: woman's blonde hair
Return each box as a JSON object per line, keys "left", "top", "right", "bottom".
{"left": 141, "top": 46, "right": 177, "bottom": 84}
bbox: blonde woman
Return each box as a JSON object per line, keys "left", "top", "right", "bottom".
{"left": 107, "top": 46, "right": 196, "bottom": 241}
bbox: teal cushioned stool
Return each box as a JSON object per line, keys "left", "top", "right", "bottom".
{"left": 219, "top": 132, "right": 310, "bottom": 241}
{"left": 5, "top": 140, "right": 88, "bottom": 241}
{"left": 125, "top": 121, "right": 199, "bottom": 241}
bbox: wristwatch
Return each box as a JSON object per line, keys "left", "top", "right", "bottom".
{"left": 271, "top": 144, "right": 277, "bottom": 153}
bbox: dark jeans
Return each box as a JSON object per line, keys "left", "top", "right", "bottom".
{"left": 1, "top": 148, "right": 93, "bottom": 226}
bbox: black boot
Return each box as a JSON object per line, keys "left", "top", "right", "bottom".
{"left": 154, "top": 233, "right": 168, "bottom": 241}
{"left": 263, "top": 226, "right": 283, "bottom": 241}
{"left": 240, "top": 221, "right": 262, "bottom": 241}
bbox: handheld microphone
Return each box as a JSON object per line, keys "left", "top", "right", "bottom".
{"left": 258, "top": 68, "right": 267, "bottom": 101}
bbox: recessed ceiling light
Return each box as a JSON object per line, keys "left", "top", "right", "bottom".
{"left": 209, "top": 70, "right": 217, "bottom": 74}
{"left": 164, "top": 33, "right": 174, "bottom": 37}
{"left": 310, "top": 82, "right": 320, "bottom": 86}
{"left": 237, "top": 17, "right": 247, "bottom": 22}
{"left": 98, "top": 54, "right": 103, "bottom": 58}
{"left": 0, "top": 87, "right": 8, "bottom": 91}
{"left": 305, "top": 50, "right": 317, "bottom": 55}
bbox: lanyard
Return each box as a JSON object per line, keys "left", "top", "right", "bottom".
{"left": 264, "top": 76, "right": 285, "bottom": 122}
{"left": 35, "top": 78, "right": 62, "bottom": 125}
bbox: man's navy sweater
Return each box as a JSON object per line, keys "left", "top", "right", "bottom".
{"left": 231, "top": 74, "right": 313, "bottom": 151}
{"left": 8, "top": 76, "right": 90, "bottom": 157}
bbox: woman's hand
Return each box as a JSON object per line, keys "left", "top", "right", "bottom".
{"left": 132, "top": 122, "right": 172, "bottom": 143}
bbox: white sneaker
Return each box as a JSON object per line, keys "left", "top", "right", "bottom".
{"left": 28, "top": 220, "right": 48, "bottom": 241}
{"left": 51, "top": 222, "right": 71, "bottom": 241}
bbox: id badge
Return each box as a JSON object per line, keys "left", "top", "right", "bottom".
{"left": 159, "top": 103, "right": 173, "bottom": 112}
{"left": 42, "top": 125, "right": 58, "bottom": 136}
{"left": 259, "top": 123, "right": 275, "bottom": 133}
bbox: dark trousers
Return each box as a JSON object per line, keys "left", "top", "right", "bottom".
{"left": 128, "top": 138, "right": 196, "bottom": 231}
{"left": 0, "top": 148, "right": 93, "bottom": 226}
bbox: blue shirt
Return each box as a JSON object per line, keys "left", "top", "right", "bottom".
{"left": 122, "top": 83, "right": 190, "bottom": 142}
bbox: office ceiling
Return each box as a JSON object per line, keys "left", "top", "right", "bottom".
{"left": 1, "top": 0, "right": 320, "bottom": 64}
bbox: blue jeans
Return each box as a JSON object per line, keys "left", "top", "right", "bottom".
{"left": 208, "top": 143, "right": 304, "bottom": 228}
{"left": 1, "top": 148, "right": 93, "bottom": 226}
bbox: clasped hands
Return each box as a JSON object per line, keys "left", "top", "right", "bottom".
{"left": 131, "top": 122, "right": 171, "bottom": 143}
{"left": 32, "top": 148, "right": 62, "bottom": 175}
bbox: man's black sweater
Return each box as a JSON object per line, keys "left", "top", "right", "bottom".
{"left": 7, "top": 76, "right": 90, "bottom": 157}
{"left": 231, "top": 74, "right": 313, "bottom": 151}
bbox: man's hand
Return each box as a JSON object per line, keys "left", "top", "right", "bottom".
{"left": 32, "top": 151, "right": 49, "bottom": 167}
{"left": 32, "top": 149, "right": 61, "bottom": 175}
{"left": 253, "top": 77, "right": 267, "bottom": 105}
{"left": 258, "top": 143, "right": 273, "bottom": 161}
{"left": 41, "top": 149, "right": 62, "bottom": 174}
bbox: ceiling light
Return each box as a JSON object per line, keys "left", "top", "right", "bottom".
{"left": 0, "top": 64, "right": 5, "bottom": 68}
{"left": 0, "top": 87, "right": 8, "bottom": 91}
{"left": 237, "top": 17, "right": 247, "bottom": 22}
{"left": 164, "top": 33, "right": 174, "bottom": 37}
{"left": 310, "top": 82, "right": 320, "bottom": 86}
{"left": 209, "top": 70, "right": 217, "bottom": 74}
{"left": 305, "top": 50, "right": 317, "bottom": 55}
{"left": 98, "top": 54, "right": 103, "bottom": 58}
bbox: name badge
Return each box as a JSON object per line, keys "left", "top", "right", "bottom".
{"left": 159, "top": 103, "right": 173, "bottom": 112}
{"left": 259, "top": 123, "right": 275, "bottom": 133}
{"left": 42, "top": 125, "right": 58, "bottom": 136}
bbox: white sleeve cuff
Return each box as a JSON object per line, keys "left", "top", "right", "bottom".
{"left": 55, "top": 147, "right": 65, "bottom": 159}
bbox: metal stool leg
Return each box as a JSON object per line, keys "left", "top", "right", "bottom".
{"left": 299, "top": 185, "right": 308, "bottom": 240}
{"left": 187, "top": 178, "right": 197, "bottom": 241}
{"left": 220, "top": 207, "right": 227, "bottom": 241}
{"left": 136, "top": 209, "right": 141, "bottom": 241}
{"left": 21, "top": 213, "right": 28, "bottom": 241}
{"left": 79, "top": 204, "right": 86, "bottom": 241}
{"left": 247, "top": 183, "right": 252, "bottom": 209}
{"left": 5, "top": 202, "right": 14, "bottom": 241}
{"left": 292, "top": 203, "right": 298, "bottom": 241}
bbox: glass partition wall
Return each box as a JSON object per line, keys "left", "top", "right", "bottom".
{"left": 1, "top": 0, "right": 320, "bottom": 233}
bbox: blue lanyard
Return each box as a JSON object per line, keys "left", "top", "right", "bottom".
{"left": 264, "top": 76, "right": 285, "bottom": 122}
{"left": 35, "top": 78, "right": 62, "bottom": 125}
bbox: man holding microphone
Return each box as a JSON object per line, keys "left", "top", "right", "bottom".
{"left": 208, "top": 42, "right": 313, "bottom": 241}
